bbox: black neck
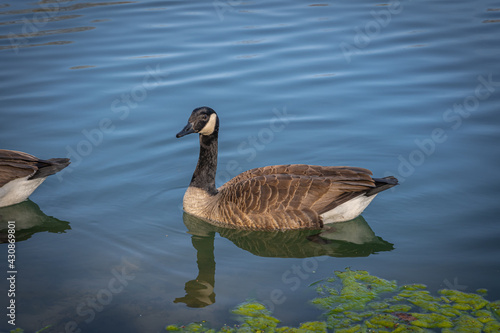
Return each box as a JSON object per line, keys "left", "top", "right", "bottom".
{"left": 189, "top": 132, "right": 218, "bottom": 195}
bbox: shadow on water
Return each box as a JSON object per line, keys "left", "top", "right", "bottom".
{"left": 0, "top": 200, "right": 70, "bottom": 243}
{"left": 175, "top": 213, "right": 393, "bottom": 308}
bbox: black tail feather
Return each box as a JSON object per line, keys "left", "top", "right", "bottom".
{"left": 30, "top": 158, "right": 71, "bottom": 179}
{"left": 366, "top": 176, "right": 398, "bottom": 196}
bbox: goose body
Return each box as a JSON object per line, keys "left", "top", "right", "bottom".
{"left": 176, "top": 107, "right": 398, "bottom": 230}
{"left": 0, "top": 150, "right": 70, "bottom": 208}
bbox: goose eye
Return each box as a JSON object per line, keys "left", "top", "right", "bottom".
{"left": 202, "top": 114, "right": 208, "bottom": 121}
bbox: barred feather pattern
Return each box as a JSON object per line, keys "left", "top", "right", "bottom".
{"left": 183, "top": 164, "right": 377, "bottom": 231}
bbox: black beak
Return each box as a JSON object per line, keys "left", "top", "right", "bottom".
{"left": 176, "top": 122, "right": 196, "bottom": 138}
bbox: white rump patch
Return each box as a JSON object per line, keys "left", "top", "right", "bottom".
{"left": 320, "top": 194, "right": 377, "bottom": 223}
{"left": 199, "top": 113, "right": 217, "bottom": 135}
{"left": 0, "top": 176, "right": 46, "bottom": 208}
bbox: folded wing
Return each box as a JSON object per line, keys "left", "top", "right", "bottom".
{"left": 215, "top": 164, "right": 376, "bottom": 230}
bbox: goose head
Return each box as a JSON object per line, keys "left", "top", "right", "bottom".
{"left": 176, "top": 107, "right": 219, "bottom": 138}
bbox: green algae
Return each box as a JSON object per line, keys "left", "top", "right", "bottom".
{"left": 473, "top": 309, "right": 495, "bottom": 323}
{"left": 231, "top": 301, "right": 280, "bottom": 326}
{"left": 368, "top": 301, "right": 389, "bottom": 310}
{"left": 334, "top": 325, "right": 363, "bottom": 333}
{"left": 442, "top": 314, "right": 483, "bottom": 333}
{"left": 311, "top": 269, "right": 500, "bottom": 332}
{"left": 411, "top": 313, "right": 453, "bottom": 328}
{"left": 477, "top": 289, "right": 488, "bottom": 296}
{"left": 488, "top": 300, "right": 500, "bottom": 317}
{"left": 484, "top": 320, "right": 500, "bottom": 333}
{"left": 439, "top": 289, "right": 489, "bottom": 310}
{"left": 401, "top": 284, "right": 428, "bottom": 291}
{"left": 165, "top": 268, "right": 500, "bottom": 332}
{"left": 311, "top": 269, "right": 397, "bottom": 314}
{"left": 166, "top": 301, "right": 326, "bottom": 333}
{"left": 365, "top": 313, "right": 400, "bottom": 329}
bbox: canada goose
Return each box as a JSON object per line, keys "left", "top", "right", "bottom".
{"left": 0, "top": 150, "right": 70, "bottom": 208}
{"left": 176, "top": 107, "right": 398, "bottom": 230}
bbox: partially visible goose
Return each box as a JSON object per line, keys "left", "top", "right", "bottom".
{"left": 176, "top": 107, "right": 398, "bottom": 230}
{"left": 0, "top": 150, "right": 70, "bottom": 208}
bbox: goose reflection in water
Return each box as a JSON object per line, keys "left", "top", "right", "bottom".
{"left": 0, "top": 200, "right": 70, "bottom": 243}
{"left": 174, "top": 213, "right": 393, "bottom": 308}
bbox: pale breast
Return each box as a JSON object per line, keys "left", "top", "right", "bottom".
{"left": 183, "top": 186, "right": 216, "bottom": 217}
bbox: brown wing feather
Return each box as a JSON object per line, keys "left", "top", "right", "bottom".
{"left": 0, "top": 150, "right": 70, "bottom": 187}
{"left": 215, "top": 166, "right": 376, "bottom": 230}
{"left": 219, "top": 164, "right": 373, "bottom": 190}
{"left": 0, "top": 150, "right": 39, "bottom": 187}
{"left": 0, "top": 163, "right": 36, "bottom": 187}
{"left": 0, "top": 149, "right": 38, "bottom": 162}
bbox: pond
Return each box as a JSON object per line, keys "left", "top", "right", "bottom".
{"left": 1, "top": 0, "right": 499, "bottom": 332}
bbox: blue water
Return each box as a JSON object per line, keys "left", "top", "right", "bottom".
{"left": 1, "top": 0, "right": 500, "bottom": 331}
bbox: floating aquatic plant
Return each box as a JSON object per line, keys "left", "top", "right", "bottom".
{"left": 312, "top": 268, "right": 500, "bottom": 332}
{"left": 165, "top": 301, "right": 326, "bottom": 333}
{"left": 166, "top": 268, "right": 499, "bottom": 332}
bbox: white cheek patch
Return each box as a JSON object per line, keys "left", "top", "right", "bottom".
{"left": 199, "top": 113, "right": 217, "bottom": 135}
